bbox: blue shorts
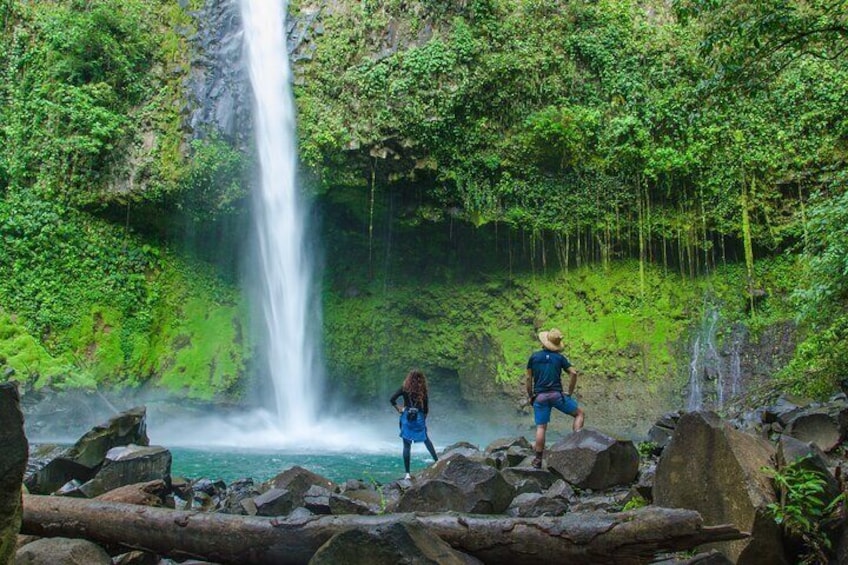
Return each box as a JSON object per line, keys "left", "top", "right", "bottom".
{"left": 533, "top": 391, "right": 578, "bottom": 425}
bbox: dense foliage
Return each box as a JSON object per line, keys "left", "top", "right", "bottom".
{"left": 0, "top": 0, "right": 844, "bottom": 400}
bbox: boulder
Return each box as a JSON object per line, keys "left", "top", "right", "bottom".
{"left": 783, "top": 408, "right": 841, "bottom": 452}
{"left": 775, "top": 435, "right": 840, "bottom": 504}
{"left": 303, "top": 484, "right": 333, "bottom": 514}
{"left": 484, "top": 436, "right": 531, "bottom": 453}
{"left": 647, "top": 411, "right": 681, "bottom": 449}
{"left": 546, "top": 429, "right": 639, "bottom": 490}
{"left": 265, "top": 466, "right": 337, "bottom": 504}
{"left": 1, "top": 383, "right": 28, "bottom": 565}
{"left": 500, "top": 467, "right": 559, "bottom": 494}
{"left": 253, "top": 488, "right": 296, "bottom": 516}
{"left": 309, "top": 521, "right": 482, "bottom": 565}
{"left": 439, "top": 442, "right": 484, "bottom": 461}
{"left": 218, "top": 478, "right": 260, "bottom": 515}
{"left": 328, "top": 492, "right": 379, "bottom": 515}
{"left": 25, "top": 407, "right": 148, "bottom": 494}
{"left": 395, "top": 455, "right": 514, "bottom": 513}
{"left": 78, "top": 445, "right": 171, "bottom": 498}
{"left": 505, "top": 492, "right": 569, "bottom": 517}
{"left": 14, "top": 537, "right": 111, "bottom": 565}
{"left": 653, "top": 410, "right": 787, "bottom": 565}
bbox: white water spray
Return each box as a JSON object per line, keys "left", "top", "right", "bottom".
{"left": 241, "top": 0, "right": 319, "bottom": 436}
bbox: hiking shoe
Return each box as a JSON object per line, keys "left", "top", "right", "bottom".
{"left": 404, "top": 473, "right": 412, "bottom": 480}
{"left": 531, "top": 454, "right": 543, "bottom": 469}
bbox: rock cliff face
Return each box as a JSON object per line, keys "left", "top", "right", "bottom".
{"left": 185, "top": 0, "right": 251, "bottom": 144}
{"left": 0, "top": 383, "right": 28, "bottom": 565}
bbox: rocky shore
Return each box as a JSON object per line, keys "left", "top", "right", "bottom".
{"left": 5, "top": 384, "right": 848, "bottom": 564}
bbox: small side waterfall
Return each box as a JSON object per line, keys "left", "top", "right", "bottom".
{"left": 686, "top": 300, "right": 726, "bottom": 411}
{"left": 685, "top": 300, "right": 740, "bottom": 412}
{"left": 241, "top": 0, "right": 320, "bottom": 435}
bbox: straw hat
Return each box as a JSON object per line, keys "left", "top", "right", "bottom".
{"left": 538, "top": 328, "right": 564, "bottom": 352}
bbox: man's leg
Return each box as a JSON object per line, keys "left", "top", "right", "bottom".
{"left": 573, "top": 407, "right": 585, "bottom": 431}
{"left": 534, "top": 423, "right": 548, "bottom": 454}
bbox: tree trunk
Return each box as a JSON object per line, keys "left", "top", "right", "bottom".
{"left": 22, "top": 495, "right": 746, "bottom": 565}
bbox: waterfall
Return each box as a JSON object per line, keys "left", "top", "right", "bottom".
{"left": 685, "top": 301, "right": 722, "bottom": 411}
{"left": 241, "top": 0, "right": 320, "bottom": 435}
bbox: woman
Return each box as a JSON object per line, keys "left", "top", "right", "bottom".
{"left": 389, "top": 369, "right": 439, "bottom": 480}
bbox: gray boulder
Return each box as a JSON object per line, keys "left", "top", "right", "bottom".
{"left": 25, "top": 406, "right": 148, "bottom": 494}
{"left": 546, "top": 428, "right": 639, "bottom": 490}
{"left": 15, "top": 537, "right": 111, "bottom": 565}
{"left": 505, "top": 492, "right": 569, "bottom": 517}
{"left": 265, "top": 466, "right": 337, "bottom": 501}
{"left": 1, "top": 383, "right": 28, "bottom": 565}
{"left": 776, "top": 434, "right": 840, "bottom": 508}
{"left": 78, "top": 444, "right": 171, "bottom": 498}
{"left": 654, "top": 410, "right": 787, "bottom": 565}
{"left": 396, "top": 454, "right": 514, "bottom": 513}
{"left": 309, "top": 521, "right": 482, "bottom": 565}
{"left": 783, "top": 408, "right": 841, "bottom": 452}
{"left": 254, "top": 488, "right": 296, "bottom": 516}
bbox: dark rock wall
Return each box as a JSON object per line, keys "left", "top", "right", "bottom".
{"left": 0, "top": 383, "right": 28, "bottom": 564}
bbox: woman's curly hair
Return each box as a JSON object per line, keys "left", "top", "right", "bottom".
{"left": 402, "top": 369, "right": 428, "bottom": 408}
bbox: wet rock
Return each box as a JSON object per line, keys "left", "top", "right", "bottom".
{"left": 218, "top": 477, "right": 260, "bottom": 515}
{"left": 254, "top": 488, "right": 296, "bottom": 517}
{"left": 78, "top": 444, "right": 171, "bottom": 498}
{"left": 546, "top": 428, "right": 639, "bottom": 490}
{"left": 265, "top": 466, "right": 338, "bottom": 504}
{"left": 25, "top": 407, "right": 148, "bottom": 495}
{"left": 15, "top": 537, "right": 111, "bottom": 565}
{"left": 328, "top": 492, "right": 379, "bottom": 515}
{"left": 647, "top": 411, "right": 681, "bottom": 449}
{"left": 303, "top": 484, "right": 333, "bottom": 514}
{"left": 500, "top": 467, "right": 559, "bottom": 494}
{"left": 1, "top": 383, "right": 28, "bottom": 565}
{"left": 505, "top": 492, "right": 569, "bottom": 517}
{"left": 309, "top": 521, "right": 482, "bottom": 565}
{"left": 654, "top": 410, "right": 786, "bottom": 565}
{"left": 395, "top": 454, "right": 514, "bottom": 513}
{"left": 775, "top": 435, "right": 840, "bottom": 508}
{"left": 439, "top": 442, "right": 483, "bottom": 461}
{"left": 783, "top": 408, "right": 841, "bottom": 452}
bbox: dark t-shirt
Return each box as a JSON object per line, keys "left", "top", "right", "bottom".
{"left": 527, "top": 349, "right": 572, "bottom": 394}
{"left": 389, "top": 388, "right": 429, "bottom": 414}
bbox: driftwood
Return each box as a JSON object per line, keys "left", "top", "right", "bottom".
{"left": 22, "top": 494, "right": 746, "bottom": 565}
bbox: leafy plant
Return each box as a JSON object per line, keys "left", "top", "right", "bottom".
{"left": 763, "top": 457, "right": 844, "bottom": 564}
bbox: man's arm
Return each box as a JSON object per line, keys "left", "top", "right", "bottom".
{"left": 566, "top": 367, "right": 578, "bottom": 396}
{"left": 525, "top": 368, "right": 534, "bottom": 399}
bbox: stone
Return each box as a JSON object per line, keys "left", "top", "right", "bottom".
{"left": 396, "top": 455, "right": 514, "bottom": 514}
{"left": 309, "top": 521, "right": 482, "bottom": 565}
{"left": 328, "top": 492, "right": 379, "bottom": 515}
{"left": 653, "top": 410, "right": 787, "bottom": 565}
{"left": 25, "top": 407, "right": 148, "bottom": 495}
{"left": 546, "top": 428, "right": 639, "bottom": 490}
{"left": 1, "top": 383, "right": 28, "bottom": 565}
{"left": 265, "top": 466, "right": 337, "bottom": 506}
{"left": 78, "top": 445, "right": 171, "bottom": 498}
{"left": 14, "top": 537, "right": 111, "bottom": 565}
{"left": 783, "top": 408, "right": 841, "bottom": 452}
{"left": 776, "top": 435, "right": 840, "bottom": 506}
{"left": 505, "top": 492, "right": 569, "bottom": 517}
{"left": 253, "top": 488, "right": 296, "bottom": 517}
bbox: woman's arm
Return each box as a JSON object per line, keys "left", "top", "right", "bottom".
{"left": 390, "top": 388, "right": 405, "bottom": 413}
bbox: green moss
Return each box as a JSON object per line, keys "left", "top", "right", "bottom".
{"left": 0, "top": 312, "right": 69, "bottom": 386}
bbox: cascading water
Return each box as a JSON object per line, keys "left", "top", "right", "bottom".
{"left": 241, "top": 0, "right": 320, "bottom": 436}
{"left": 685, "top": 301, "right": 722, "bottom": 411}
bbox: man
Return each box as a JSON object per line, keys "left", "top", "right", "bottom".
{"left": 526, "top": 327, "right": 585, "bottom": 469}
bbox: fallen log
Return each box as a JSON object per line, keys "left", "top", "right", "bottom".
{"left": 22, "top": 494, "right": 746, "bottom": 565}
